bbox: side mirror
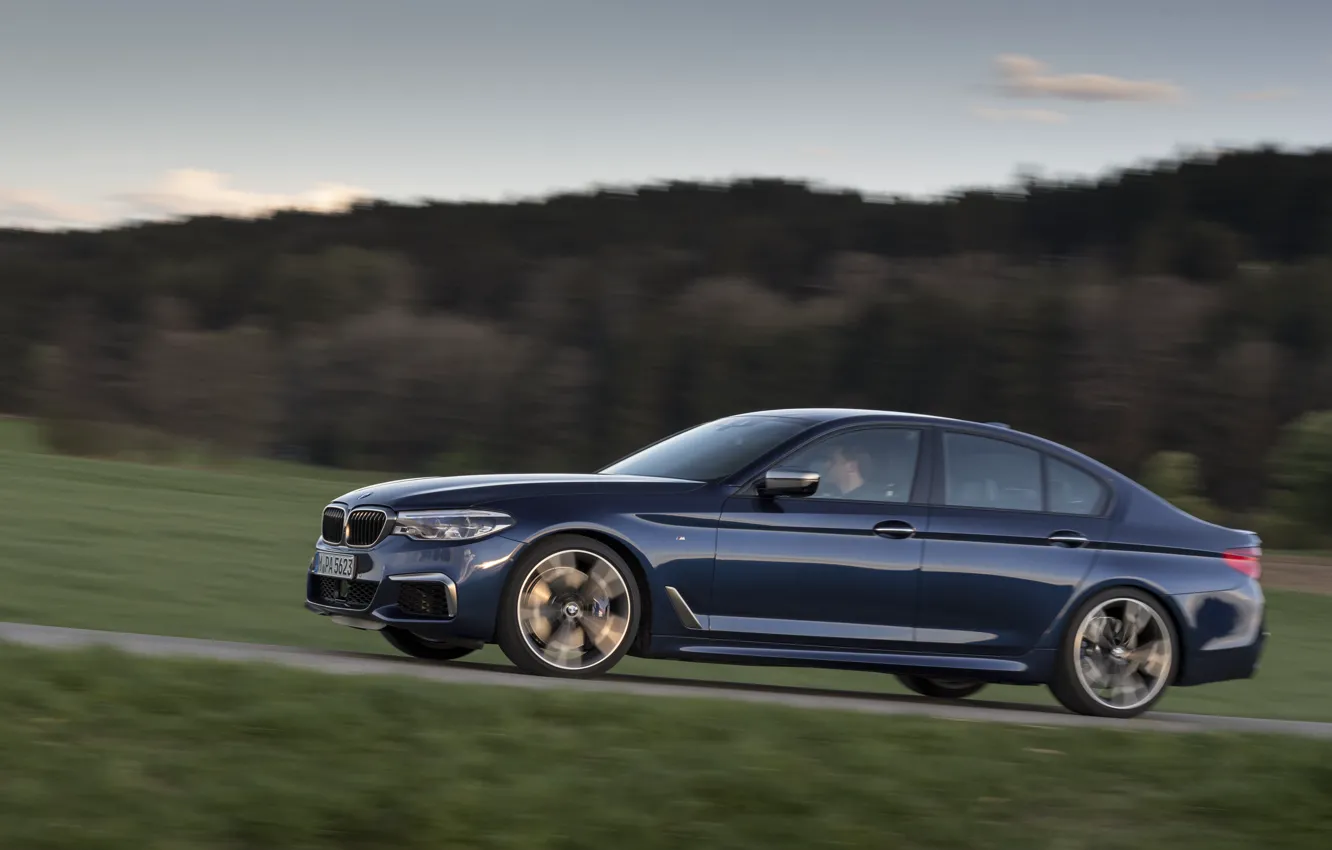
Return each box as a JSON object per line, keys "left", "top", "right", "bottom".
{"left": 757, "top": 468, "right": 820, "bottom": 498}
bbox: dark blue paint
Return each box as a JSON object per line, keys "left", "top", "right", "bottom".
{"left": 711, "top": 496, "right": 927, "bottom": 647}
{"left": 305, "top": 409, "right": 1266, "bottom": 691}
{"left": 916, "top": 507, "right": 1108, "bottom": 656}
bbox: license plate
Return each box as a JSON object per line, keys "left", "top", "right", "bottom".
{"left": 314, "top": 552, "right": 357, "bottom": 579}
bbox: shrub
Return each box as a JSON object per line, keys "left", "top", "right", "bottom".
{"left": 1269, "top": 411, "right": 1332, "bottom": 531}
{"left": 1139, "top": 451, "right": 1228, "bottom": 524}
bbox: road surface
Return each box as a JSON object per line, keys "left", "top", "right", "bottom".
{"left": 2, "top": 620, "right": 1329, "bottom": 738}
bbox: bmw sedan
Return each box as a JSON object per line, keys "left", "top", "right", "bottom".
{"left": 305, "top": 409, "right": 1267, "bottom": 718}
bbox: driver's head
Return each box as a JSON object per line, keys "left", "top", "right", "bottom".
{"left": 825, "top": 442, "right": 873, "bottom": 495}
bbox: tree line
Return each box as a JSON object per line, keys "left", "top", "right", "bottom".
{"left": 3, "top": 145, "right": 1331, "bottom": 544}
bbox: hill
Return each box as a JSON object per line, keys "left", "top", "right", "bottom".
{"left": 2, "top": 145, "right": 1331, "bottom": 518}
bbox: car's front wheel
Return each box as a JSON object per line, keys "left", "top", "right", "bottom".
{"left": 381, "top": 627, "right": 477, "bottom": 661}
{"left": 1049, "top": 588, "right": 1178, "bottom": 718}
{"left": 896, "top": 675, "right": 987, "bottom": 700}
{"left": 497, "top": 534, "right": 641, "bottom": 678}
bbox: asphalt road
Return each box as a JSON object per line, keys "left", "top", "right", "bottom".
{"left": 3, "top": 620, "right": 1329, "bottom": 739}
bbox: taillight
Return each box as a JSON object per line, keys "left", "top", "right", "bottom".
{"left": 1223, "top": 547, "right": 1262, "bottom": 580}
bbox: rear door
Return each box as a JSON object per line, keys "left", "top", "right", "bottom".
{"left": 915, "top": 430, "right": 1111, "bottom": 656}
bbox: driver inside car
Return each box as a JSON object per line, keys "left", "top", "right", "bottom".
{"left": 806, "top": 441, "right": 877, "bottom": 500}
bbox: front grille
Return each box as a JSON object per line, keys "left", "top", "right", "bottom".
{"left": 322, "top": 507, "right": 345, "bottom": 544}
{"left": 398, "top": 582, "right": 453, "bottom": 618}
{"left": 346, "top": 508, "right": 389, "bottom": 547}
{"left": 313, "top": 576, "right": 379, "bottom": 610}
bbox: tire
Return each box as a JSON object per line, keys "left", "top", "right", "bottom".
{"left": 1049, "top": 587, "right": 1179, "bottom": 719}
{"left": 381, "top": 627, "right": 477, "bottom": 661}
{"left": 496, "top": 534, "right": 641, "bottom": 678}
{"left": 896, "top": 674, "right": 987, "bottom": 700}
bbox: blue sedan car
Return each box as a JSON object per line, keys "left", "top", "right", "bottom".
{"left": 305, "top": 409, "right": 1266, "bottom": 718}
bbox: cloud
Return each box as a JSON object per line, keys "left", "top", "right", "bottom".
{"left": 972, "top": 106, "right": 1068, "bottom": 124}
{"left": 795, "top": 146, "right": 840, "bottom": 159}
{"left": 114, "top": 169, "right": 368, "bottom": 219}
{"left": 994, "top": 54, "right": 1183, "bottom": 102}
{"left": 1235, "top": 88, "right": 1297, "bottom": 102}
{"left": 0, "top": 189, "right": 104, "bottom": 229}
{"left": 0, "top": 170, "right": 369, "bottom": 230}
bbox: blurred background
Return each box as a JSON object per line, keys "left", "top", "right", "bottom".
{"left": 4, "top": 2, "right": 1332, "bottom": 847}
{"left": 3, "top": 1, "right": 1331, "bottom": 551}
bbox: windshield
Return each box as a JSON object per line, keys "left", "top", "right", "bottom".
{"left": 599, "top": 415, "right": 809, "bottom": 481}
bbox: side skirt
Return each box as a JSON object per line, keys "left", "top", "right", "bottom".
{"left": 639, "top": 635, "right": 1057, "bottom": 685}
{"left": 653, "top": 585, "right": 1055, "bottom": 684}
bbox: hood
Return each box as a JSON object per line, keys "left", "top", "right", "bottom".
{"left": 332, "top": 472, "right": 705, "bottom": 510}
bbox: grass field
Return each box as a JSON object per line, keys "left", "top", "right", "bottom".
{"left": 1, "top": 419, "right": 1330, "bottom": 721}
{"left": 2, "top": 642, "right": 1330, "bottom": 850}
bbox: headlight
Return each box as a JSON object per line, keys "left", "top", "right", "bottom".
{"left": 391, "top": 510, "right": 515, "bottom": 542}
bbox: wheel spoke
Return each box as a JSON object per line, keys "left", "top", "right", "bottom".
{"left": 1110, "top": 671, "right": 1149, "bottom": 707}
{"left": 524, "top": 605, "right": 555, "bottom": 642}
{"left": 555, "top": 569, "right": 588, "bottom": 593}
{"left": 586, "top": 560, "right": 627, "bottom": 600}
{"left": 1129, "top": 671, "right": 1151, "bottom": 702}
{"left": 542, "top": 620, "right": 584, "bottom": 665}
{"left": 1080, "top": 655, "right": 1111, "bottom": 689}
{"left": 582, "top": 614, "right": 628, "bottom": 655}
{"left": 1082, "top": 616, "right": 1111, "bottom": 649}
{"left": 547, "top": 552, "right": 579, "bottom": 572}
{"left": 1128, "top": 640, "right": 1169, "bottom": 678}
{"left": 526, "top": 580, "right": 553, "bottom": 605}
{"left": 1122, "top": 601, "right": 1152, "bottom": 644}
{"left": 521, "top": 580, "right": 559, "bottom": 641}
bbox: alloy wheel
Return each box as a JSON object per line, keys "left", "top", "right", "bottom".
{"left": 517, "top": 549, "right": 632, "bottom": 672}
{"left": 1073, "top": 597, "right": 1173, "bottom": 712}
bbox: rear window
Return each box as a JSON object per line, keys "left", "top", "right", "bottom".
{"left": 943, "top": 431, "right": 1109, "bottom": 515}
{"left": 1046, "top": 457, "right": 1109, "bottom": 515}
{"left": 943, "top": 433, "right": 1043, "bottom": 511}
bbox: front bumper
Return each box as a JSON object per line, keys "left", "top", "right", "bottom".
{"left": 305, "top": 532, "right": 523, "bottom": 643}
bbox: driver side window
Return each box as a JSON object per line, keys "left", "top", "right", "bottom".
{"left": 779, "top": 428, "right": 922, "bottom": 503}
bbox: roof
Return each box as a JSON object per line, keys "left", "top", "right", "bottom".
{"left": 741, "top": 407, "right": 975, "bottom": 427}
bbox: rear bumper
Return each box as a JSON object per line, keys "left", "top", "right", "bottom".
{"left": 1177, "top": 623, "right": 1267, "bottom": 686}
{"left": 1173, "top": 581, "right": 1268, "bottom": 686}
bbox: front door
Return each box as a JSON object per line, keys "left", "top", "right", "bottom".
{"left": 709, "top": 426, "right": 930, "bottom": 649}
{"left": 915, "top": 430, "right": 1111, "bottom": 656}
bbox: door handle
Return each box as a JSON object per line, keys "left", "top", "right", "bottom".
{"left": 1047, "top": 531, "right": 1089, "bottom": 548}
{"left": 873, "top": 520, "right": 916, "bottom": 540}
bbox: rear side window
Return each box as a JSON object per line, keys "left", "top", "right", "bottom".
{"left": 943, "top": 433, "right": 1042, "bottom": 511}
{"left": 1046, "top": 457, "right": 1108, "bottom": 515}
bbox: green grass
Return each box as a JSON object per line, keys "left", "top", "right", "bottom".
{"left": 2, "top": 643, "right": 1331, "bottom": 850}
{"left": 1, "top": 418, "right": 1329, "bottom": 720}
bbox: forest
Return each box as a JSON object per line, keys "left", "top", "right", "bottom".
{"left": 3, "top": 144, "right": 1331, "bottom": 544}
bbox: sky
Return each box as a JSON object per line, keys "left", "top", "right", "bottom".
{"left": 1, "top": 0, "right": 1329, "bottom": 229}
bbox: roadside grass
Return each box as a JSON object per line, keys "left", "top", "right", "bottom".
{"left": 1, "top": 418, "right": 1329, "bottom": 721}
{"left": 2, "top": 642, "right": 1330, "bottom": 850}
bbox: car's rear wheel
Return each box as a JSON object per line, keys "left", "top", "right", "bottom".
{"left": 896, "top": 675, "right": 987, "bottom": 700}
{"left": 381, "top": 627, "right": 477, "bottom": 661}
{"left": 1050, "top": 588, "right": 1177, "bottom": 719}
{"left": 497, "top": 534, "right": 640, "bottom": 678}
